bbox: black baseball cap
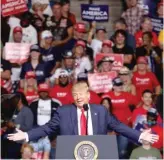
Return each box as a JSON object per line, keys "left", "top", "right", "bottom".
{"left": 62, "top": 51, "right": 74, "bottom": 59}
{"left": 112, "top": 77, "right": 123, "bottom": 86}
{"left": 30, "top": 44, "right": 40, "bottom": 53}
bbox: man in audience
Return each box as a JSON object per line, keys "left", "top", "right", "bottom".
{"left": 45, "top": 1, "right": 73, "bottom": 47}
{"left": 132, "top": 56, "right": 161, "bottom": 101}
{"left": 30, "top": 83, "right": 60, "bottom": 127}
{"left": 110, "top": 18, "right": 136, "bottom": 50}
{"left": 49, "top": 69, "right": 72, "bottom": 105}
{"left": 122, "top": 0, "right": 147, "bottom": 35}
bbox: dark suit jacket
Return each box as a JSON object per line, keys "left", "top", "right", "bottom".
{"left": 28, "top": 104, "right": 141, "bottom": 142}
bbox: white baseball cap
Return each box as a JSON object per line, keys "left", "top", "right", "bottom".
{"left": 41, "top": 30, "right": 53, "bottom": 39}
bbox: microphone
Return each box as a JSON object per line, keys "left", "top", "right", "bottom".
{"left": 83, "top": 104, "right": 89, "bottom": 135}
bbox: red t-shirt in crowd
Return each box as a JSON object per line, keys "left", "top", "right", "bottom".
{"left": 131, "top": 106, "right": 163, "bottom": 125}
{"left": 135, "top": 30, "right": 159, "bottom": 47}
{"left": 19, "top": 89, "right": 39, "bottom": 105}
{"left": 151, "top": 125, "right": 163, "bottom": 149}
{"left": 89, "top": 90, "right": 101, "bottom": 104}
{"left": 132, "top": 71, "right": 160, "bottom": 101}
{"left": 49, "top": 84, "right": 73, "bottom": 105}
{"left": 105, "top": 91, "right": 138, "bottom": 125}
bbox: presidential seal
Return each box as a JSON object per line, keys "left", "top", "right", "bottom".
{"left": 74, "top": 141, "right": 98, "bottom": 160}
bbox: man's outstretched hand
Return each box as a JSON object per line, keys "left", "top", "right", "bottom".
{"left": 7, "top": 128, "right": 26, "bottom": 141}
{"left": 140, "top": 129, "right": 159, "bottom": 144}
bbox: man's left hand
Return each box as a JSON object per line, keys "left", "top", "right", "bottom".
{"left": 139, "top": 129, "right": 159, "bottom": 144}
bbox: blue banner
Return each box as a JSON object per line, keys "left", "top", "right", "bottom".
{"left": 81, "top": 4, "right": 109, "bottom": 22}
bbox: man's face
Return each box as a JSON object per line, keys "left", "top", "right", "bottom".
{"left": 142, "top": 92, "right": 153, "bottom": 106}
{"left": 128, "top": 0, "right": 137, "bottom": 7}
{"left": 62, "top": 3, "right": 70, "bottom": 12}
{"left": 157, "top": 5, "right": 164, "bottom": 18}
{"left": 141, "top": 20, "right": 152, "bottom": 32}
{"left": 39, "top": 91, "right": 49, "bottom": 100}
{"left": 64, "top": 58, "right": 74, "bottom": 68}
{"left": 13, "top": 32, "right": 22, "bottom": 43}
{"left": 59, "top": 75, "right": 69, "bottom": 86}
{"left": 114, "top": 23, "right": 126, "bottom": 31}
{"left": 143, "top": 34, "right": 152, "bottom": 46}
{"left": 137, "top": 63, "right": 147, "bottom": 71}
{"left": 113, "top": 85, "right": 123, "bottom": 92}
{"left": 74, "top": 31, "right": 85, "bottom": 39}
{"left": 72, "top": 89, "right": 90, "bottom": 108}
{"left": 115, "top": 33, "right": 125, "bottom": 45}
{"left": 52, "top": 4, "right": 61, "bottom": 17}
{"left": 96, "top": 30, "right": 106, "bottom": 40}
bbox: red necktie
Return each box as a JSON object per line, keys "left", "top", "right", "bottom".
{"left": 80, "top": 108, "right": 87, "bottom": 135}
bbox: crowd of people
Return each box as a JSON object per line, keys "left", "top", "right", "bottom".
{"left": 1, "top": 0, "right": 163, "bottom": 159}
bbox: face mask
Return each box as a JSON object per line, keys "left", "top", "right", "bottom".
{"left": 147, "top": 120, "right": 156, "bottom": 127}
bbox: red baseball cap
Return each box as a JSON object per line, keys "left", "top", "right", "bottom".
{"left": 75, "top": 40, "right": 86, "bottom": 48}
{"left": 102, "top": 40, "right": 113, "bottom": 48}
{"left": 137, "top": 56, "right": 148, "bottom": 64}
{"left": 13, "top": 26, "right": 22, "bottom": 34}
{"left": 74, "top": 22, "right": 86, "bottom": 33}
{"left": 25, "top": 71, "right": 36, "bottom": 79}
{"left": 158, "top": 1, "right": 164, "bottom": 8}
{"left": 38, "top": 83, "right": 49, "bottom": 92}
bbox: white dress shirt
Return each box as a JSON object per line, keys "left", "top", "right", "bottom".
{"left": 77, "top": 104, "right": 93, "bottom": 135}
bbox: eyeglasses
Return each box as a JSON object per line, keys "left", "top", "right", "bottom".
{"left": 59, "top": 75, "right": 68, "bottom": 78}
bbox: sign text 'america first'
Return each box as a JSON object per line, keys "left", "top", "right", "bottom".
{"left": 81, "top": 4, "right": 109, "bottom": 22}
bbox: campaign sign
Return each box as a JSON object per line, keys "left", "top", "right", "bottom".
{"left": 95, "top": 53, "right": 124, "bottom": 71}
{"left": 81, "top": 4, "right": 109, "bottom": 22}
{"left": 2, "top": 0, "right": 28, "bottom": 17}
{"left": 150, "top": 17, "right": 163, "bottom": 35}
{"left": 5, "top": 43, "right": 31, "bottom": 64}
{"left": 88, "top": 71, "right": 117, "bottom": 93}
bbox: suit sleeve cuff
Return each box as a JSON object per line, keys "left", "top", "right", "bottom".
{"left": 24, "top": 132, "right": 29, "bottom": 142}
{"left": 138, "top": 133, "right": 143, "bottom": 143}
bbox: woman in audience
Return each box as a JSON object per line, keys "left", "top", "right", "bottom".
{"left": 20, "top": 44, "right": 48, "bottom": 87}
{"left": 136, "top": 32, "right": 162, "bottom": 84}
{"left": 132, "top": 56, "right": 161, "bottom": 102}
{"left": 112, "top": 29, "right": 135, "bottom": 70}
{"left": 61, "top": 0, "right": 76, "bottom": 24}
{"left": 119, "top": 66, "right": 136, "bottom": 95}
{"left": 19, "top": 71, "right": 39, "bottom": 105}
{"left": 73, "top": 40, "right": 92, "bottom": 80}
{"left": 135, "top": 16, "right": 159, "bottom": 47}
{"left": 39, "top": 30, "right": 61, "bottom": 76}
{"left": 97, "top": 56, "right": 114, "bottom": 73}
{"left": 100, "top": 95, "right": 112, "bottom": 112}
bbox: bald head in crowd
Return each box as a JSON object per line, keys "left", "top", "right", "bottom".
{"left": 71, "top": 82, "right": 90, "bottom": 109}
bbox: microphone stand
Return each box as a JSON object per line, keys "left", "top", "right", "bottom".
{"left": 83, "top": 104, "right": 89, "bottom": 135}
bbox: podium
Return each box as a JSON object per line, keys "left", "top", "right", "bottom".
{"left": 55, "top": 135, "right": 119, "bottom": 159}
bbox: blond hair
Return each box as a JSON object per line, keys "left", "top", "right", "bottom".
{"left": 72, "top": 82, "right": 89, "bottom": 93}
{"left": 23, "top": 79, "right": 38, "bottom": 94}
{"left": 21, "top": 143, "right": 34, "bottom": 153}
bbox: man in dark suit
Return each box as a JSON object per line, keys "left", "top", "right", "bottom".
{"left": 8, "top": 82, "right": 159, "bottom": 144}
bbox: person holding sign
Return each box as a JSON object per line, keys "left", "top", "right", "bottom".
{"left": 97, "top": 56, "right": 114, "bottom": 73}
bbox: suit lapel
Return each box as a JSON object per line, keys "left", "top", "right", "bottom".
{"left": 90, "top": 104, "right": 98, "bottom": 135}
{"left": 70, "top": 104, "right": 78, "bottom": 135}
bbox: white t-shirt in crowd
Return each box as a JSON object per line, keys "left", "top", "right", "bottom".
{"left": 74, "top": 56, "right": 92, "bottom": 79}
{"left": 90, "top": 39, "right": 102, "bottom": 58}
{"left": 37, "top": 99, "right": 51, "bottom": 126}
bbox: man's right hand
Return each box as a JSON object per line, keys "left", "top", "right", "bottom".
{"left": 7, "top": 128, "right": 26, "bottom": 141}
